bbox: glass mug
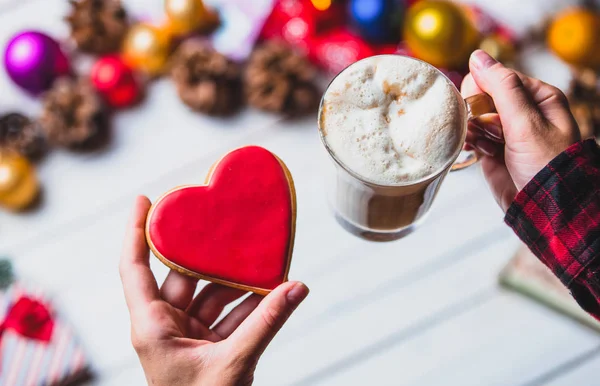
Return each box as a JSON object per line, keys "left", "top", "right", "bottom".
{"left": 318, "top": 55, "right": 496, "bottom": 242}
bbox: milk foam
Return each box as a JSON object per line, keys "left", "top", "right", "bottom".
{"left": 320, "top": 56, "right": 464, "bottom": 184}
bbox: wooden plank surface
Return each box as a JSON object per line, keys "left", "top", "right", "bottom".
{"left": 1, "top": 1, "right": 599, "bottom": 385}
{"left": 319, "top": 293, "right": 600, "bottom": 386}
{"left": 541, "top": 352, "right": 600, "bottom": 386}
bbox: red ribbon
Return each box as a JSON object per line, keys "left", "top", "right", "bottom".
{"left": 0, "top": 296, "right": 54, "bottom": 343}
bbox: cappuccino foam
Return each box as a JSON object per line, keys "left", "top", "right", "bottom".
{"left": 320, "top": 56, "right": 464, "bottom": 185}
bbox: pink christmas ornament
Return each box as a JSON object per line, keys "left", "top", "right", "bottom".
{"left": 4, "top": 31, "right": 70, "bottom": 95}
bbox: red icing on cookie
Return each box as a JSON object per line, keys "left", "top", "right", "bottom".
{"left": 146, "top": 146, "right": 295, "bottom": 293}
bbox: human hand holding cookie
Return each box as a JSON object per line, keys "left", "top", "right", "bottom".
{"left": 120, "top": 147, "right": 307, "bottom": 385}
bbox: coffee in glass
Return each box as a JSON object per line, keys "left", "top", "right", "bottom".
{"left": 318, "top": 55, "right": 495, "bottom": 241}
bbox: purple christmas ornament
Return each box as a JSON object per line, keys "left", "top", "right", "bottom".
{"left": 4, "top": 31, "right": 70, "bottom": 95}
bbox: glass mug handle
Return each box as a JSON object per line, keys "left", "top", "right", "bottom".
{"left": 451, "top": 93, "right": 497, "bottom": 171}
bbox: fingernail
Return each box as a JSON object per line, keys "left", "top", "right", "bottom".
{"left": 470, "top": 49, "right": 497, "bottom": 70}
{"left": 475, "top": 138, "right": 498, "bottom": 157}
{"left": 484, "top": 124, "right": 503, "bottom": 139}
{"left": 286, "top": 282, "right": 309, "bottom": 306}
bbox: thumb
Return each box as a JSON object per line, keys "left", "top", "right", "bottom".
{"left": 225, "top": 281, "right": 309, "bottom": 358}
{"left": 469, "top": 49, "right": 538, "bottom": 121}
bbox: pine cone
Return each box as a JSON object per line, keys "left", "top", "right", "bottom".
{"left": 568, "top": 68, "right": 600, "bottom": 139}
{"left": 66, "top": 0, "right": 128, "bottom": 54}
{"left": 39, "top": 77, "right": 108, "bottom": 149}
{"left": 171, "top": 40, "right": 242, "bottom": 116}
{"left": 0, "top": 113, "right": 46, "bottom": 159}
{"left": 244, "top": 42, "right": 320, "bottom": 116}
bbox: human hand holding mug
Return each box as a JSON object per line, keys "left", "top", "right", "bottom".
{"left": 462, "top": 50, "right": 581, "bottom": 212}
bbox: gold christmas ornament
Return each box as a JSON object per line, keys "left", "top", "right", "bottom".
{"left": 0, "top": 151, "right": 39, "bottom": 211}
{"left": 165, "top": 0, "right": 210, "bottom": 36}
{"left": 547, "top": 8, "right": 600, "bottom": 70}
{"left": 122, "top": 23, "right": 171, "bottom": 75}
{"left": 479, "top": 34, "right": 516, "bottom": 64}
{"left": 404, "top": 0, "right": 480, "bottom": 69}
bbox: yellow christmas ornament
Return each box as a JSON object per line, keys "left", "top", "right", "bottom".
{"left": 122, "top": 23, "right": 171, "bottom": 76}
{"left": 0, "top": 151, "right": 39, "bottom": 211}
{"left": 548, "top": 8, "right": 600, "bottom": 69}
{"left": 165, "top": 0, "right": 213, "bottom": 36}
{"left": 404, "top": 0, "right": 480, "bottom": 69}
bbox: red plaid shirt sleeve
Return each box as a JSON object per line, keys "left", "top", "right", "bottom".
{"left": 505, "top": 139, "right": 600, "bottom": 319}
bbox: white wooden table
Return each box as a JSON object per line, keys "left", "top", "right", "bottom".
{"left": 2, "top": 0, "right": 599, "bottom": 385}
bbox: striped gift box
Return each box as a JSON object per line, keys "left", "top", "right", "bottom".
{"left": 0, "top": 283, "right": 90, "bottom": 386}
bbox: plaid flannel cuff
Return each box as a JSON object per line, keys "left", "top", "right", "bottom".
{"left": 505, "top": 139, "right": 600, "bottom": 288}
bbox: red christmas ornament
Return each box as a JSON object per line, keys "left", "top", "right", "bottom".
{"left": 259, "top": 0, "right": 345, "bottom": 52}
{"left": 90, "top": 56, "right": 141, "bottom": 109}
{"left": 308, "top": 28, "right": 375, "bottom": 74}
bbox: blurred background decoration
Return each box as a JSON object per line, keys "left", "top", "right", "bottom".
{"left": 0, "top": 0, "right": 599, "bottom": 214}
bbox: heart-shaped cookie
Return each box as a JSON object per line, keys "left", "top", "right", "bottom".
{"left": 146, "top": 146, "right": 296, "bottom": 295}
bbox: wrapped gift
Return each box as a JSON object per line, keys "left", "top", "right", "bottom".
{"left": 0, "top": 282, "right": 90, "bottom": 386}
